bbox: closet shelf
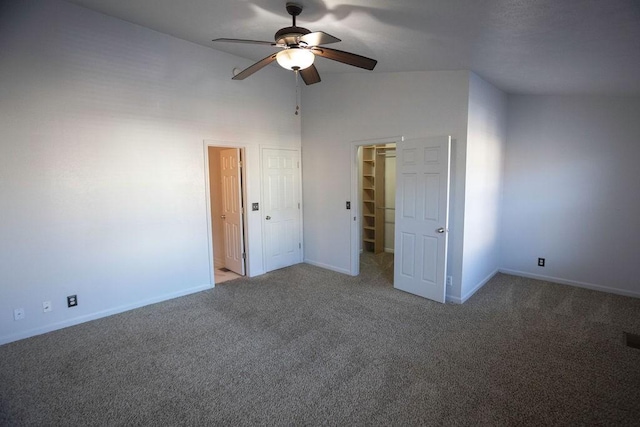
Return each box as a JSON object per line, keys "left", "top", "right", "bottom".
{"left": 361, "top": 145, "right": 385, "bottom": 254}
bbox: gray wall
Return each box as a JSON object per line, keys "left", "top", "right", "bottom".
{"left": 460, "top": 73, "right": 507, "bottom": 302}
{"left": 301, "top": 71, "right": 471, "bottom": 300}
{"left": 0, "top": 0, "right": 300, "bottom": 344}
{"left": 3, "top": 1, "right": 637, "bottom": 345}
{"left": 501, "top": 95, "right": 640, "bottom": 297}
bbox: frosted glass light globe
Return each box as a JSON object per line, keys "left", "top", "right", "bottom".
{"left": 276, "top": 48, "right": 315, "bottom": 71}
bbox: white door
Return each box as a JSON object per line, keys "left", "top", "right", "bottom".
{"left": 220, "top": 148, "right": 245, "bottom": 275}
{"left": 394, "top": 136, "right": 451, "bottom": 303}
{"left": 262, "top": 148, "right": 302, "bottom": 272}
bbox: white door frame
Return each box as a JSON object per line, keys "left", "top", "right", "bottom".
{"left": 203, "top": 140, "right": 249, "bottom": 285}
{"left": 349, "top": 136, "right": 404, "bottom": 276}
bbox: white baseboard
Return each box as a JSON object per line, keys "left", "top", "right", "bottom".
{"left": 446, "top": 269, "right": 499, "bottom": 304}
{"left": 304, "top": 259, "right": 351, "bottom": 275}
{"left": 499, "top": 269, "right": 640, "bottom": 299}
{"left": 463, "top": 269, "right": 499, "bottom": 303}
{"left": 384, "top": 248, "right": 395, "bottom": 254}
{"left": 445, "top": 294, "right": 461, "bottom": 304}
{"left": 0, "top": 284, "right": 213, "bottom": 346}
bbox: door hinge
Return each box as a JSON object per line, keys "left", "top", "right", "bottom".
{"left": 299, "top": 243, "right": 301, "bottom": 249}
{"left": 298, "top": 203, "right": 300, "bottom": 209}
{"left": 242, "top": 253, "right": 246, "bottom": 259}
{"left": 239, "top": 160, "right": 243, "bottom": 167}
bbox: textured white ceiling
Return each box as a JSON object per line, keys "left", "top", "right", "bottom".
{"left": 66, "top": 0, "right": 640, "bottom": 95}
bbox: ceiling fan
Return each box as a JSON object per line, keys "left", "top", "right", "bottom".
{"left": 212, "top": 2, "right": 377, "bottom": 85}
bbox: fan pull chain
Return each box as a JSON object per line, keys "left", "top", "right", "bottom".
{"left": 294, "top": 69, "right": 300, "bottom": 116}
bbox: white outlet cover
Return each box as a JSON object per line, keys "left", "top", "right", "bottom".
{"left": 14, "top": 308, "right": 25, "bottom": 320}
{"left": 43, "top": 301, "right": 52, "bottom": 312}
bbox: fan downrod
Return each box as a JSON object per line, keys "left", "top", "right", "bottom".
{"left": 275, "top": 2, "right": 310, "bottom": 44}
{"left": 286, "top": 2, "right": 303, "bottom": 26}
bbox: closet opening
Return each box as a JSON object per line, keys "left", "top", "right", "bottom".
{"left": 358, "top": 143, "right": 396, "bottom": 284}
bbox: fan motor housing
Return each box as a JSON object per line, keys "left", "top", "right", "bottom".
{"left": 275, "top": 26, "right": 311, "bottom": 45}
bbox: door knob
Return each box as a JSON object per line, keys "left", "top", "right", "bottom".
{"left": 266, "top": 216, "right": 271, "bottom": 220}
{"left": 221, "top": 215, "right": 226, "bottom": 219}
{"left": 436, "top": 227, "right": 446, "bottom": 233}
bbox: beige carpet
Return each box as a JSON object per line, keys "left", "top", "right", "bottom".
{"left": 1, "top": 257, "right": 639, "bottom": 425}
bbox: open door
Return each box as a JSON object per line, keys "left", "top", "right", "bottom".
{"left": 394, "top": 136, "right": 451, "bottom": 303}
{"left": 220, "top": 148, "right": 245, "bottom": 275}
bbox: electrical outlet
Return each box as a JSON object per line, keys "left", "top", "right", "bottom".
{"left": 538, "top": 258, "right": 545, "bottom": 267}
{"left": 252, "top": 202, "right": 259, "bottom": 211}
{"left": 43, "top": 301, "right": 52, "bottom": 312}
{"left": 446, "top": 276, "right": 452, "bottom": 287}
{"left": 346, "top": 201, "right": 351, "bottom": 210}
{"left": 67, "top": 295, "right": 78, "bottom": 307}
{"left": 14, "top": 308, "right": 25, "bottom": 321}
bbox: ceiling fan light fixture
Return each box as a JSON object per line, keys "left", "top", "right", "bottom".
{"left": 213, "top": 2, "right": 376, "bottom": 84}
{"left": 276, "top": 48, "right": 314, "bottom": 71}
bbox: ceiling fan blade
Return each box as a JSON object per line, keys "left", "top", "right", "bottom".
{"left": 299, "top": 31, "right": 341, "bottom": 47}
{"left": 213, "top": 38, "right": 278, "bottom": 46}
{"left": 232, "top": 53, "right": 278, "bottom": 80}
{"left": 299, "top": 65, "right": 321, "bottom": 85}
{"left": 311, "top": 47, "right": 377, "bottom": 70}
